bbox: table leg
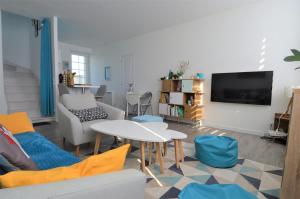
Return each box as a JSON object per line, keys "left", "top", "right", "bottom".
{"left": 94, "top": 134, "right": 101, "bottom": 155}
{"left": 156, "top": 143, "right": 164, "bottom": 174}
{"left": 140, "top": 141, "right": 146, "bottom": 172}
{"left": 174, "top": 140, "right": 180, "bottom": 168}
{"left": 179, "top": 140, "right": 184, "bottom": 162}
{"left": 163, "top": 142, "right": 168, "bottom": 156}
{"left": 148, "top": 142, "right": 153, "bottom": 165}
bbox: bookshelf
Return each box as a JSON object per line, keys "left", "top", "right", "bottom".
{"left": 159, "top": 79, "right": 204, "bottom": 123}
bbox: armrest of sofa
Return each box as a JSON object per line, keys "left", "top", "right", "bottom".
{"left": 0, "top": 169, "right": 146, "bottom": 199}
{"left": 97, "top": 102, "right": 125, "bottom": 120}
{"left": 57, "top": 103, "right": 83, "bottom": 145}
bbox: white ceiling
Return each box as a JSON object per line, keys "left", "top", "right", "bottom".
{"left": 0, "top": 0, "right": 260, "bottom": 47}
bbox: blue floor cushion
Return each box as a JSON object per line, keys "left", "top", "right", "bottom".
{"left": 194, "top": 135, "right": 238, "bottom": 168}
{"left": 179, "top": 183, "right": 257, "bottom": 199}
{"left": 15, "top": 132, "right": 80, "bottom": 170}
{"left": 132, "top": 115, "right": 163, "bottom": 123}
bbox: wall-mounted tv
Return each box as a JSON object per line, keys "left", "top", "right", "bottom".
{"left": 211, "top": 71, "right": 273, "bottom": 105}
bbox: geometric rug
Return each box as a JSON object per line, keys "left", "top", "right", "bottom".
{"left": 124, "top": 142, "right": 282, "bottom": 199}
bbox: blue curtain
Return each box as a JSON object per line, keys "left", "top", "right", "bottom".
{"left": 40, "top": 19, "right": 54, "bottom": 116}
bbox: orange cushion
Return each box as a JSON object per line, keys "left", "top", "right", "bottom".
{"left": 0, "top": 144, "right": 130, "bottom": 188}
{"left": 0, "top": 112, "right": 34, "bottom": 134}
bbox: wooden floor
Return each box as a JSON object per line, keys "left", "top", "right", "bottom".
{"left": 34, "top": 121, "right": 286, "bottom": 167}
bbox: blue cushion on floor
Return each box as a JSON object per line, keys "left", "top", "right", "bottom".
{"left": 194, "top": 135, "right": 238, "bottom": 168}
{"left": 132, "top": 115, "right": 163, "bottom": 123}
{"left": 15, "top": 132, "right": 80, "bottom": 170}
{"left": 179, "top": 183, "right": 257, "bottom": 199}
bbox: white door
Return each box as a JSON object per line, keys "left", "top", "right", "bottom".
{"left": 121, "top": 54, "right": 134, "bottom": 93}
{"left": 121, "top": 54, "right": 134, "bottom": 109}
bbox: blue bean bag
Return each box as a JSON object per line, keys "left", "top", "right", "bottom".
{"left": 194, "top": 135, "right": 238, "bottom": 168}
{"left": 179, "top": 183, "right": 257, "bottom": 199}
{"left": 132, "top": 115, "right": 163, "bottom": 123}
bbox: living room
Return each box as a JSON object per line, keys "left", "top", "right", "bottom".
{"left": 0, "top": 0, "right": 300, "bottom": 199}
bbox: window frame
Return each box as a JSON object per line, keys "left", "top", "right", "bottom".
{"left": 70, "top": 52, "right": 90, "bottom": 85}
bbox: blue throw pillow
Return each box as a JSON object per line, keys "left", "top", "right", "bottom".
{"left": 0, "top": 154, "right": 19, "bottom": 174}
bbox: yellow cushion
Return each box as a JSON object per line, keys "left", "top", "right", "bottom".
{"left": 0, "top": 112, "right": 35, "bottom": 134}
{"left": 0, "top": 144, "right": 130, "bottom": 188}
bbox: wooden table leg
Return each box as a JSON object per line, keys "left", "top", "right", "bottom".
{"left": 174, "top": 140, "right": 180, "bottom": 168}
{"left": 148, "top": 142, "right": 153, "bottom": 165}
{"left": 163, "top": 142, "right": 168, "bottom": 156}
{"left": 178, "top": 140, "right": 184, "bottom": 162}
{"left": 156, "top": 143, "right": 164, "bottom": 174}
{"left": 140, "top": 141, "right": 146, "bottom": 172}
{"left": 94, "top": 134, "right": 101, "bottom": 155}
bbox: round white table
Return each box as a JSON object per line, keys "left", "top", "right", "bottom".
{"left": 90, "top": 120, "right": 170, "bottom": 173}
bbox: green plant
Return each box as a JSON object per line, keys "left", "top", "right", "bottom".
{"left": 284, "top": 49, "right": 300, "bottom": 70}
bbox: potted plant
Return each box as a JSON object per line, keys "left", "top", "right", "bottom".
{"left": 284, "top": 49, "right": 300, "bottom": 70}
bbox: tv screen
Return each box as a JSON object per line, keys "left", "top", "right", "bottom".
{"left": 211, "top": 71, "right": 273, "bottom": 105}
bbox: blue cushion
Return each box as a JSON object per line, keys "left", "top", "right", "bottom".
{"left": 179, "top": 183, "right": 257, "bottom": 199}
{"left": 194, "top": 135, "right": 238, "bottom": 168}
{"left": 132, "top": 115, "right": 163, "bottom": 123}
{"left": 15, "top": 132, "right": 80, "bottom": 170}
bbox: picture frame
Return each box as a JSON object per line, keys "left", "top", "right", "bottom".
{"left": 105, "top": 65, "right": 111, "bottom": 81}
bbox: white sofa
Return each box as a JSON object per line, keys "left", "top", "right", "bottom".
{"left": 57, "top": 93, "right": 125, "bottom": 153}
{"left": 0, "top": 169, "right": 146, "bottom": 199}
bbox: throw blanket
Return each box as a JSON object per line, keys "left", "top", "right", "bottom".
{"left": 15, "top": 132, "right": 80, "bottom": 170}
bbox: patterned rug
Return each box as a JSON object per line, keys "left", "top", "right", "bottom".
{"left": 124, "top": 142, "right": 282, "bottom": 199}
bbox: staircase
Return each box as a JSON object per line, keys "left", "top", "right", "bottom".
{"left": 3, "top": 63, "right": 54, "bottom": 123}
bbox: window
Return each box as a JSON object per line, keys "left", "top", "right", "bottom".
{"left": 71, "top": 54, "right": 88, "bottom": 84}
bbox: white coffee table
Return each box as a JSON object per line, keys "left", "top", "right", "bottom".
{"left": 90, "top": 120, "right": 170, "bottom": 173}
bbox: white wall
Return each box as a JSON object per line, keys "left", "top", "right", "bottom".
{"left": 91, "top": 0, "right": 300, "bottom": 135}
{"left": 2, "top": 11, "right": 39, "bottom": 70}
{"left": 58, "top": 42, "right": 92, "bottom": 76}
{"left": 0, "top": 10, "right": 8, "bottom": 114}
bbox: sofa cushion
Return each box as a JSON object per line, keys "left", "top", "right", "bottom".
{"left": 0, "top": 144, "right": 130, "bottom": 188}
{"left": 14, "top": 132, "right": 80, "bottom": 170}
{"left": 69, "top": 106, "right": 108, "bottom": 123}
{"left": 0, "top": 128, "right": 37, "bottom": 171}
{"left": 0, "top": 154, "right": 19, "bottom": 174}
{"left": 62, "top": 93, "right": 97, "bottom": 110}
{"left": 0, "top": 112, "right": 35, "bottom": 134}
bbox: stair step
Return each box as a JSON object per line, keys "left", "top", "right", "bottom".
{"left": 4, "top": 64, "right": 32, "bottom": 73}
{"left": 6, "top": 93, "right": 39, "bottom": 102}
{"left": 4, "top": 71, "right": 35, "bottom": 79}
{"left": 4, "top": 78, "right": 38, "bottom": 86}
{"left": 8, "top": 101, "right": 40, "bottom": 110}
{"left": 5, "top": 85, "right": 39, "bottom": 94}
{"left": 32, "top": 117, "right": 55, "bottom": 124}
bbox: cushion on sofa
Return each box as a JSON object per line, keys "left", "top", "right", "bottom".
{"left": 0, "top": 144, "right": 130, "bottom": 188}
{"left": 0, "top": 155, "right": 19, "bottom": 174}
{"left": 62, "top": 93, "right": 97, "bottom": 110}
{"left": 0, "top": 128, "right": 37, "bottom": 171}
{"left": 0, "top": 112, "right": 35, "bottom": 134}
{"left": 14, "top": 132, "right": 80, "bottom": 170}
{"left": 69, "top": 106, "right": 108, "bottom": 122}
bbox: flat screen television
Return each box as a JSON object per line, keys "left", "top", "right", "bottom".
{"left": 211, "top": 71, "right": 273, "bottom": 105}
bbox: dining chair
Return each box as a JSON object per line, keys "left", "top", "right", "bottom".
{"left": 139, "top": 92, "right": 153, "bottom": 115}
{"left": 95, "top": 85, "right": 107, "bottom": 101}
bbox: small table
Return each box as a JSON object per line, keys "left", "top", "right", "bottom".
{"left": 90, "top": 120, "right": 170, "bottom": 173}
{"left": 71, "top": 84, "right": 99, "bottom": 93}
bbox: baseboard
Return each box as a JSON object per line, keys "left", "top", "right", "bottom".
{"left": 203, "top": 121, "right": 266, "bottom": 136}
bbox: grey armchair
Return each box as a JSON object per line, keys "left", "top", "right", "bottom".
{"left": 57, "top": 93, "right": 125, "bottom": 155}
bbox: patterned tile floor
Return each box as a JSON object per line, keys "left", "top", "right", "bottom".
{"left": 124, "top": 142, "right": 282, "bottom": 199}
